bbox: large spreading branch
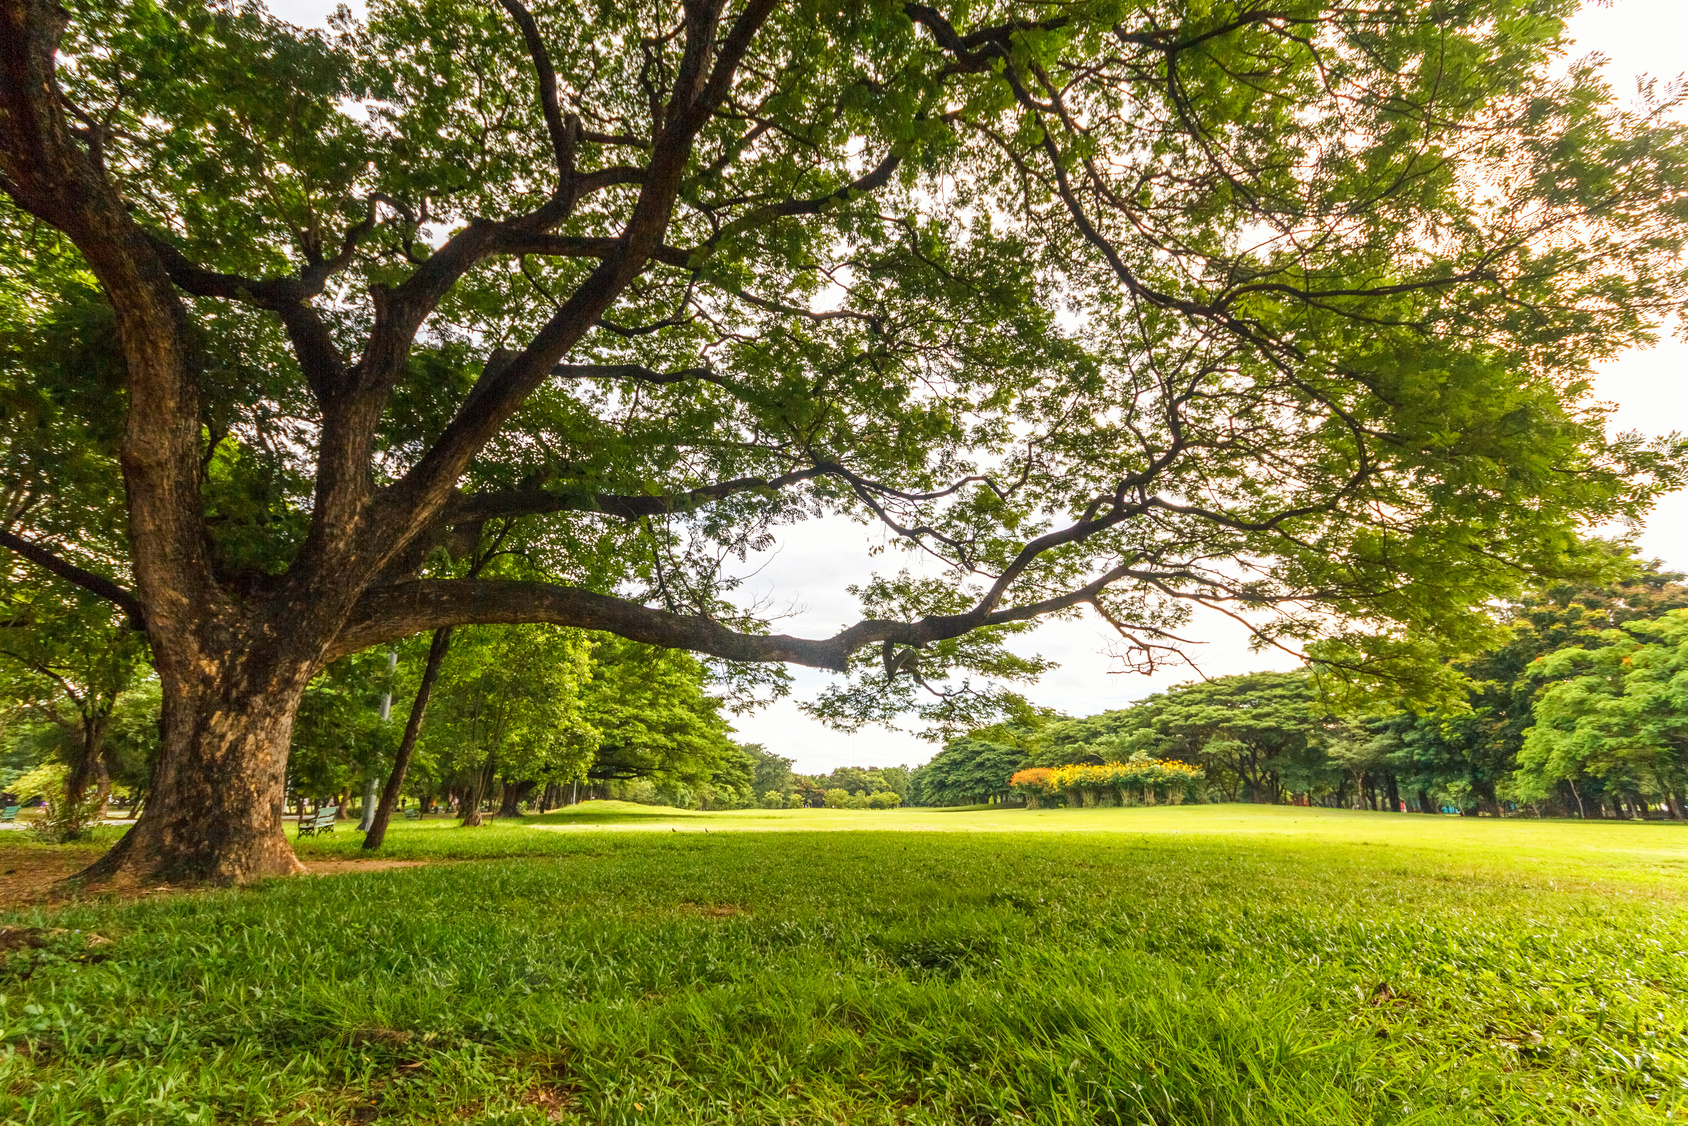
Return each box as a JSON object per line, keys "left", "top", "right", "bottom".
{"left": 0, "top": 530, "right": 146, "bottom": 629}
{"left": 332, "top": 558, "right": 1141, "bottom": 670}
{"left": 447, "top": 466, "right": 829, "bottom": 522}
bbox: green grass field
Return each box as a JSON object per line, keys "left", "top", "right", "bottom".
{"left": 2, "top": 805, "right": 1685, "bottom": 1124}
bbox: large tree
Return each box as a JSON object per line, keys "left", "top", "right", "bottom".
{"left": 0, "top": 0, "right": 1683, "bottom": 880}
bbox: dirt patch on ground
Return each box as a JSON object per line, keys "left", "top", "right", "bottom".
{"left": 0, "top": 849, "right": 101, "bottom": 909}
{"left": 0, "top": 846, "right": 444, "bottom": 911}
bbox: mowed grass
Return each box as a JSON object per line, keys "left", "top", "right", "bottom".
{"left": 1, "top": 807, "right": 1684, "bottom": 1125}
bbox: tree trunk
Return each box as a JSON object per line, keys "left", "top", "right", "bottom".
{"left": 64, "top": 712, "right": 109, "bottom": 811}
{"left": 498, "top": 779, "right": 536, "bottom": 817}
{"left": 356, "top": 774, "right": 380, "bottom": 831}
{"left": 60, "top": 711, "right": 114, "bottom": 833}
{"left": 81, "top": 664, "right": 310, "bottom": 883}
{"left": 1416, "top": 788, "right": 1434, "bottom": 815}
{"left": 364, "top": 626, "right": 452, "bottom": 850}
{"left": 461, "top": 748, "right": 498, "bottom": 827}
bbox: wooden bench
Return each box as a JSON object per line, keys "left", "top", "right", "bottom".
{"left": 297, "top": 805, "right": 339, "bottom": 836}
{"left": 404, "top": 807, "right": 422, "bottom": 820}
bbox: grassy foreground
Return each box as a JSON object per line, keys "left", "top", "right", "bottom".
{"left": 1, "top": 806, "right": 1685, "bottom": 1124}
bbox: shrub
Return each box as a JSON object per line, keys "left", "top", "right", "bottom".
{"left": 822, "top": 788, "right": 850, "bottom": 808}
{"left": 28, "top": 791, "right": 105, "bottom": 844}
{"left": 761, "top": 790, "right": 786, "bottom": 809}
{"left": 14, "top": 765, "right": 103, "bottom": 843}
{"left": 786, "top": 793, "right": 806, "bottom": 809}
{"left": 1009, "top": 767, "right": 1055, "bottom": 808}
{"left": 868, "top": 791, "right": 901, "bottom": 809}
{"left": 11, "top": 762, "right": 68, "bottom": 805}
{"left": 845, "top": 791, "right": 870, "bottom": 810}
{"left": 1039, "top": 758, "right": 1206, "bottom": 807}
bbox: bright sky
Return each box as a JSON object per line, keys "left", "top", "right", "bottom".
{"left": 269, "top": 0, "right": 1688, "bottom": 771}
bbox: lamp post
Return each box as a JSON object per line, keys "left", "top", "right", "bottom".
{"left": 358, "top": 650, "right": 398, "bottom": 832}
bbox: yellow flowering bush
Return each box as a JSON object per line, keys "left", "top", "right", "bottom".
{"left": 1012, "top": 759, "right": 1204, "bottom": 807}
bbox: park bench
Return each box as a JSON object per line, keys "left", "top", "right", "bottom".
{"left": 404, "top": 807, "right": 422, "bottom": 819}
{"left": 0, "top": 805, "right": 17, "bottom": 823}
{"left": 297, "top": 805, "right": 339, "bottom": 836}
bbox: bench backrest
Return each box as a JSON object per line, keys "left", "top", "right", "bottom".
{"left": 311, "top": 806, "right": 339, "bottom": 825}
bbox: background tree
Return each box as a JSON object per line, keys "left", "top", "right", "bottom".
{"left": 909, "top": 737, "right": 1025, "bottom": 806}
{"left": 0, "top": 582, "right": 149, "bottom": 822}
{"left": 742, "top": 743, "right": 795, "bottom": 803}
{"left": 581, "top": 634, "right": 738, "bottom": 792}
{"left": 2, "top": 0, "right": 1684, "bottom": 880}
{"left": 422, "top": 625, "right": 596, "bottom": 825}
{"left": 1039, "top": 672, "right": 1333, "bottom": 803}
{"left": 1518, "top": 611, "right": 1688, "bottom": 819}
{"left": 1376, "top": 549, "right": 1688, "bottom": 814}
{"left": 286, "top": 646, "right": 401, "bottom": 815}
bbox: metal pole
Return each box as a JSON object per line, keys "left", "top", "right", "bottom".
{"left": 359, "top": 650, "right": 398, "bottom": 831}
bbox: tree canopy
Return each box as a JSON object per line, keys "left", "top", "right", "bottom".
{"left": 1, "top": 0, "right": 1685, "bottom": 879}
{"left": 1520, "top": 611, "right": 1688, "bottom": 815}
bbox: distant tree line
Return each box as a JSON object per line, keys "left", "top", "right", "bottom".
{"left": 899, "top": 548, "right": 1688, "bottom": 819}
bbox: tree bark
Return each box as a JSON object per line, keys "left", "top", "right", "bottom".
{"left": 80, "top": 658, "right": 311, "bottom": 883}
{"left": 364, "top": 626, "right": 453, "bottom": 850}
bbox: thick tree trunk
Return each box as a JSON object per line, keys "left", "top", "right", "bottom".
{"left": 498, "top": 779, "right": 536, "bottom": 817}
{"left": 364, "top": 626, "right": 452, "bottom": 850}
{"left": 81, "top": 664, "right": 310, "bottom": 884}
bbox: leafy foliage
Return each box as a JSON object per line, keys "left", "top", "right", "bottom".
{"left": 1519, "top": 610, "right": 1688, "bottom": 812}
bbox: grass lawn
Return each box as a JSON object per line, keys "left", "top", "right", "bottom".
{"left": 1, "top": 805, "right": 1684, "bottom": 1124}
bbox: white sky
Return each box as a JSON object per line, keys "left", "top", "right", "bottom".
{"left": 270, "top": 0, "right": 1688, "bottom": 771}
